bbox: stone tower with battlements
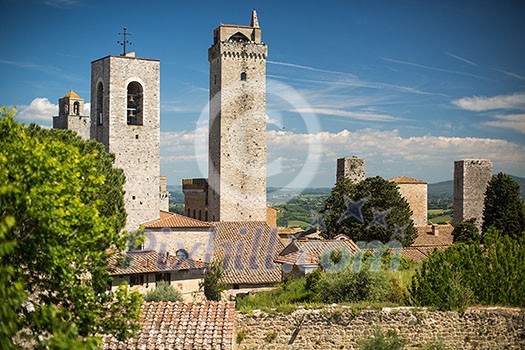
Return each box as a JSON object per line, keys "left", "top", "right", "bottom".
{"left": 453, "top": 159, "right": 492, "bottom": 230}
{"left": 336, "top": 157, "right": 365, "bottom": 183}
{"left": 53, "top": 90, "right": 90, "bottom": 139}
{"left": 207, "top": 10, "right": 268, "bottom": 222}
{"left": 90, "top": 52, "right": 160, "bottom": 231}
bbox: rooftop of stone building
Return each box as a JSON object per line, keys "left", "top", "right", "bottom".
{"left": 102, "top": 301, "right": 235, "bottom": 349}
{"left": 389, "top": 176, "right": 427, "bottom": 184}
{"left": 212, "top": 221, "right": 283, "bottom": 285}
{"left": 413, "top": 224, "right": 454, "bottom": 247}
{"left": 276, "top": 238, "right": 359, "bottom": 266}
{"left": 144, "top": 210, "right": 212, "bottom": 228}
{"left": 108, "top": 250, "right": 207, "bottom": 275}
{"left": 63, "top": 90, "right": 80, "bottom": 99}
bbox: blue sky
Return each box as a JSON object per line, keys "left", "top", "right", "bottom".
{"left": 1, "top": 0, "right": 525, "bottom": 188}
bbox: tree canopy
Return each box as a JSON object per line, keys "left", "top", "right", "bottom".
{"left": 452, "top": 218, "right": 480, "bottom": 243}
{"left": 0, "top": 108, "right": 141, "bottom": 348}
{"left": 482, "top": 172, "right": 525, "bottom": 238}
{"left": 321, "top": 177, "right": 417, "bottom": 246}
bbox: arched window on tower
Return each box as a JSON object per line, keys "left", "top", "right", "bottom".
{"left": 127, "top": 81, "right": 143, "bottom": 125}
{"left": 240, "top": 72, "right": 247, "bottom": 81}
{"left": 73, "top": 102, "right": 80, "bottom": 115}
{"left": 227, "top": 32, "right": 249, "bottom": 43}
{"left": 176, "top": 249, "right": 189, "bottom": 259}
{"left": 96, "top": 82, "right": 103, "bottom": 125}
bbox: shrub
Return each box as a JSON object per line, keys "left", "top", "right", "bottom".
{"left": 144, "top": 281, "right": 183, "bottom": 302}
{"left": 357, "top": 328, "right": 405, "bottom": 350}
{"left": 200, "top": 259, "right": 226, "bottom": 301}
{"left": 318, "top": 264, "right": 389, "bottom": 303}
{"left": 409, "top": 229, "right": 525, "bottom": 309}
{"left": 452, "top": 218, "right": 480, "bottom": 243}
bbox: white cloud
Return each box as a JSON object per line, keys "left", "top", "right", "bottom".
{"left": 291, "top": 107, "right": 401, "bottom": 122}
{"left": 267, "top": 60, "right": 355, "bottom": 77}
{"left": 483, "top": 114, "right": 525, "bottom": 134}
{"left": 16, "top": 98, "right": 57, "bottom": 123}
{"left": 444, "top": 51, "right": 478, "bottom": 67}
{"left": 43, "top": 0, "right": 79, "bottom": 8}
{"left": 453, "top": 93, "right": 525, "bottom": 111}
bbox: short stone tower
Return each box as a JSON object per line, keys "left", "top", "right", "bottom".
{"left": 207, "top": 10, "right": 268, "bottom": 222}
{"left": 389, "top": 176, "right": 428, "bottom": 226}
{"left": 336, "top": 157, "right": 365, "bottom": 183}
{"left": 90, "top": 52, "right": 160, "bottom": 231}
{"left": 453, "top": 159, "right": 492, "bottom": 230}
{"left": 53, "top": 90, "right": 90, "bottom": 139}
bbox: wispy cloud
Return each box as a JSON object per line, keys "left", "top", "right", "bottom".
{"left": 268, "top": 60, "right": 356, "bottom": 77}
{"left": 291, "top": 107, "right": 402, "bottom": 122}
{"left": 0, "top": 60, "right": 63, "bottom": 74}
{"left": 43, "top": 0, "right": 79, "bottom": 8}
{"left": 482, "top": 114, "right": 525, "bottom": 134}
{"left": 497, "top": 69, "right": 525, "bottom": 80}
{"left": 452, "top": 92, "right": 525, "bottom": 111}
{"left": 444, "top": 51, "right": 478, "bottom": 67}
{"left": 381, "top": 57, "right": 488, "bottom": 80}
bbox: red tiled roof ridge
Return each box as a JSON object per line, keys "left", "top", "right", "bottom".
{"left": 389, "top": 175, "right": 427, "bottom": 184}
{"left": 144, "top": 211, "right": 212, "bottom": 228}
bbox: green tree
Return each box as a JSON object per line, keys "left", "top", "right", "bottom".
{"left": 452, "top": 218, "right": 480, "bottom": 243}
{"left": 200, "top": 259, "right": 226, "bottom": 301}
{"left": 321, "top": 177, "right": 417, "bottom": 246}
{"left": 482, "top": 172, "right": 525, "bottom": 238}
{"left": 144, "top": 281, "right": 183, "bottom": 302}
{"left": 0, "top": 108, "right": 142, "bottom": 347}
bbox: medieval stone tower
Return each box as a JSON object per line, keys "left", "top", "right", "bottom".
{"left": 207, "top": 10, "right": 268, "bottom": 222}
{"left": 453, "top": 159, "right": 493, "bottom": 230}
{"left": 336, "top": 157, "right": 365, "bottom": 183}
{"left": 53, "top": 90, "right": 90, "bottom": 139}
{"left": 90, "top": 52, "right": 160, "bottom": 231}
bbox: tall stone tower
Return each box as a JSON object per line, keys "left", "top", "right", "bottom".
{"left": 336, "top": 157, "right": 365, "bottom": 183}
{"left": 90, "top": 52, "right": 160, "bottom": 231}
{"left": 53, "top": 90, "right": 90, "bottom": 139}
{"left": 389, "top": 176, "right": 428, "bottom": 226}
{"left": 207, "top": 10, "right": 268, "bottom": 222}
{"left": 453, "top": 159, "right": 492, "bottom": 230}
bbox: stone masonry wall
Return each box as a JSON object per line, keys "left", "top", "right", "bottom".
{"left": 397, "top": 183, "right": 428, "bottom": 226}
{"left": 336, "top": 157, "right": 365, "bottom": 184}
{"left": 208, "top": 38, "right": 268, "bottom": 222}
{"left": 235, "top": 307, "right": 525, "bottom": 349}
{"left": 453, "top": 159, "right": 492, "bottom": 230}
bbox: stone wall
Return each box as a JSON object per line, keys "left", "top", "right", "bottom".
{"left": 336, "top": 157, "right": 365, "bottom": 184}
{"left": 396, "top": 182, "right": 428, "bottom": 226}
{"left": 235, "top": 306, "right": 525, "bottom": 349}
{"left": 453, "top": 159, "right": 493, "bottom": 230}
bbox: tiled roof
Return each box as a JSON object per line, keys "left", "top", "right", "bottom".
{"left": 109, "top": 251, "right": 207, "bottom": 275}
{"left": 212, "top": 221, "right": 284, "bottom": 285}
{"left": 276, "top": 239, "right": 359, "bottom": 266}
{"left": 413, "top": 225, "right": 454, "bottom": 247}
{"left": 63, "top": 90, "right": 80, "bottom": 99}
{"left": 144, "top": 211, "right": 212, "bottom": 228}
{"left": 389, "top": 176, "right": 427, "bottom": 184}
{"left": 102, "top": 301, "right": 235, "bottom": 349}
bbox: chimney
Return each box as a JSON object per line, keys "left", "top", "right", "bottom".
{"left": 432, "top": 224, "right": 439, "bottom": 236}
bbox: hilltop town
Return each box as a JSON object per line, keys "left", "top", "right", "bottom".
{"left": 1, "top": 9, "right": 524, "bottom": 350}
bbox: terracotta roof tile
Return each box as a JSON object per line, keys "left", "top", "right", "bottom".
{"left": 389, "top": 176, "right": 427, "bottom": 184}
{"left": 144, "top": 211, "right": 211, "bottom": 228}
{"left": 212, "top": 222, "right": 283, "bottom": 285}
{"left": 413, "top": 225, "right": 454, "bottom": 247}
{"left": 109, "top": 251, "right": 207, "bottom": 275}
{"left": 275, "top": 239, "right": 359, "bottom": 266}
{"left": 102, "top": 301, "right": 235, "bottom": 349}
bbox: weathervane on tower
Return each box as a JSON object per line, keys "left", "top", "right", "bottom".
{"left": 117, "top": 27, "right": 132, "bottom": 56}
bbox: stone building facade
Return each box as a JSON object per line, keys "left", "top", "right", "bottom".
{"left": 389, "top": 176, "right": 428, "bottom": 226}
{"left": 159, "top": 176, "right": 169, "bottom": 212}
{"left": 182, "top": 178, "right": 209, "bottom": 221}
{"left": 453, "top": 159, "right": 492, "bottom": 229}
{"left": 207, "top": 10, "right": 268, "bottom": 222}
{"left": 90, "top": 52, "right": 161, "bottom": 231}
{"left": 53, "top": 90, "right": 90, "bottom": 139}
{"left": 336, "top": 157, "right": 365, "bottom": 183}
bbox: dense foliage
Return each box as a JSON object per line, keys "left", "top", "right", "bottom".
{"left": 409, "top": 228, "right": 525, "bottom": 310}
{"left": 357, "top": 328, "right": 406, "bottom": 350}
{"left": 0, "top": 108, "right": 142, "bottom": 347}
{"left": 321, "top": 177, "right": 417, "bottom": 246}
{"left": 451, "top": 218, "right": 480, "bottom": 243}
{"left": 200, "top": 259, "right": 226, "bottom": 301}
{"left": 144, "top": 281, "right": 183, "bottom": 302}
{"left": 482, "top": 172, "right": 525, "bottom": 238}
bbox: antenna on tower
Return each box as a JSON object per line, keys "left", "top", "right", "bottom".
{"left": 117, "top": 27, "right": 132, "bottom": 56}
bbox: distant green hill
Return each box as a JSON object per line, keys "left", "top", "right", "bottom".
{"left": 429, "top": 175, "right": 525, "bottom": 200}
